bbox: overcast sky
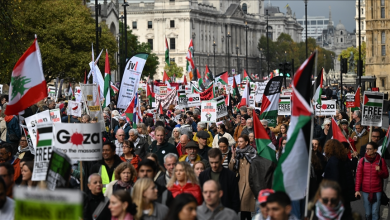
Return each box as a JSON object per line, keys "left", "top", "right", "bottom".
{"left": 268, "top": 0, "right": 356, "bottom": 33}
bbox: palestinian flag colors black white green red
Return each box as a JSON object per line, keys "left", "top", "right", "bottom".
{"left": 379, "top": 128, "right": 390, "bottom": 156}
{"left": 259, "top": 76, "right": 283, "bottom": 128}
{"left": 253, "top": 111, "right": 277, "bottom": 163}
{"left": 232, "top": 77, "right": 241, "bottom": 100}
{"left": 147, "top": 84, "right": 155, "bottom": 106}
{"left": 273, "top": 52, "right": 316, "bottom": 200}
{"left": 243, "top": 69, "right": 252, "bottom": 82}
{"left": 351, "top": 86, "right": 361, "bottom": 111}
{"left": 165, "top": 37, "right": 170, "bottom": 66}
{"left": 363, "top": 93, "right": 383, "bottom": 108}
{"left": 236, "top": 81, "right": 250, "bottom": 110}
{"left": 215, "top": 72, "right": 229, "bottom": 85}
{"left": 5, "top": 36, "right": 48, "bottom": 115}
{"left": 311, "top": 68, "right": 323, "bottom": 104}
{"left": 362, "top": 91, "right": 384, "bottom": 126}
{"left": 205, "top": 65, "right": 213, "bottom": 82}
{"left": 103, "top": 50, "right": 111, "bottom": 108}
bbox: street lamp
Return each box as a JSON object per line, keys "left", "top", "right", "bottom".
{"left": 213, "top": 41, "right": 217, "bottom": 75}
{"left": 323, "top": 54, "right": 326, "bottom": 68}
{"left": 245, "top": 21, "right": 249, "bottom": 73}
{"left": 260, "top": 48, "right": 263, "bottom": 79}
{"left": 123, "top": 0, "right": 129, "bottom": 63}
{"left": 236, "top": 45, "right": 239, "bottom": 76}
{"left": 227, "top": 32, "right": 231, "bottom": 76}
{"left": 304, "top": 0, "right": 308, "bottom": 58}
{"left": 266, "top": 9, "right": 270, "bottom": 76}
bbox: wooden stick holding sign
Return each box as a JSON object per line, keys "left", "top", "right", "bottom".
{"left": 80, "top": 161, "right": 83, "bottom": 191}
{"left": 369, "top": 125, "right": 372, "bottom": 142}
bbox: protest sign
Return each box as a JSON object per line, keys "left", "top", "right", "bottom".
{"left": 213, "top": 96, "right": 228, "bottom": 119}
{"left": 185, "top": 85, "right": 191, "bottom": 94}
{"left": 46, "top": 148, "right": 72, "bottom": 191}
{"left": 346, "top": 93, "right": 355, "bottom": 108}
{"left": 67, "top": 101, "right": 82, "bottom": 117}
{"left": 228, "top": 77, "right": 234, "bottom": 86}
{"left": 159, "top": 85, "right": 168, "bottom": 96}
{"left": 201, "top": 101, "right": 217, "bottom": 122}
{"left": 80, "top": 83, "right": 105, "bottom": 132}
{"left": 54, "top": 123, "right": 103, "bottom": 161}
{"left": 117, "top": 53, "right": 149, "bottom": 109}
{"left": 255, "top": 81, "right": 268, "bottom": 103}
{"left": 0, "top": 84, "right": 2, "bottom": 94}
{"left": 25, "top": 110, "right": 51, "bottom": 150}
{"left": 154, "top": 85, "right": 160, "bottom": 95}
{"left": 49, "top": 109, "right": 61, "bottom": 123}
{"left": 234, "top": 75, "right": 241, "bottom": 85}
{"left": 177, "top": 89, "right": 187, "bottom": 109}
{"left": 282, "top": 89, "right": 293, "bottom": 97}
{"left": 199, "top": 85, "right": 214, "bottom": 100}
{"left": 14, "top": 187, "right": 83, "bottom": 220}
{"left": 187, "top": 94, "right": 201, "bottom": 107}
{"left": 278, "top": 96, "right": 291, "bottom": 115}
{"left": 249, "top": 94, "right": 256, "bottom": 107}
{"left": 155, "top": 88, "right": 177, "bottom": 109}
{"left": 314, "top": 100, "right": 337, "bottom": 116}
{"left": 32, "top": 123, "right": 53, "bottom": 181}
{"left": 362, "top": 91, "right": 383, "bottom": 127}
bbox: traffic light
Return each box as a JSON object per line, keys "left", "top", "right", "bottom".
{"left": 340, "top": 58, "right": 348, "bottom": 73}
{"left": 284, "top": 62, "right": 291, "bottom": 78}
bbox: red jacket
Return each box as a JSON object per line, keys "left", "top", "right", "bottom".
{"left": 120, "top": 154, "right": 141, "bottom": 171}
{"left": 168, "top": 182, "right": 203, "bottom": 205}
{"left": 355, "top": 154, "right": 389, "bottom": 193}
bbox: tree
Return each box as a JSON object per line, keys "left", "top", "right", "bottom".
{"left": 118, "top": 22, "right": 159, "bottom": 80}
{"left": 0, "top": 0, "right": 118, "bottom": 84}
{"left": 164, "top": 62, "right": 183, "bottom": 79}
{"left": 339, "top": 42, "right": 366, "bottom": 75}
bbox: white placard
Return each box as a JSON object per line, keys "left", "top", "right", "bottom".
{"left": 362, "top": 91, "right": 383, "bottom": 127}
{"left": 314, "top": 100, "right": 337, "bottom": 116}
{"left": 25, "top": 110, "right": 52, "bottom": 151}
{"left": 187, "top": 94, "right": 201, "bottom": 107}
{"left": 278, "top": 96, "right": 291, "bottom": 115}
{"left": 201, "top": 101, "right": 217, "bottom": 122}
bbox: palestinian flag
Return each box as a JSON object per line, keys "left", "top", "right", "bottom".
{"left": 253, "top": 110, "right": 277, "bottom": 163}
{"left": 243, "top": 69, "right": 252, "bottom": 82}
{"left": 110, "top": 82, "right": 119, "bottom": 94}
{"left": 379, "top": 129, "right": 390, "bottom": 156}
{"left": 215, "top": 72, "right": 229, "bottom": 85}
{"left": 183, "top": 76, "right": 187, "bottom": 86}
{"left": 205, "top": 65, "right": 213, "bottom": 81}
{"left": 165, "top": 37, "right": 170, "bottom": 66}
{"left": 163, "top": 71, "right": 170, "bottom": 83}
{"left": 103, "top": 50, "right": 111, "bottom": 108}
{"left": 331, "top": 117, "right": 348, "bottom": 143}
{"left": 259, "top": 76, "right": 283, "bottom": 127}
{"left": 5, "top": 37, "right": 48, "bottom": 115}
{"left": 363, "top": 93, "right": 383, "bottom": 108}
{"left": 158, "top": 101, "right": 164, "bottom": 116}
{"left": 124, "top": 94, "right": 142, "bottom": 127}
{"left": 186, "top": 39, "right": 195, "bottom": 75}
{"left": 68, "top": 83, "right": 74, "bottom": 97}
{"left": 147, "top": 84, "right": 155, "bottom": 106}
{"left": 232, "top": 77, "right": 241, "bottom": 100}
{"left": 311, "top": 68, "right": 323, "bottom": 104}
{"left": 191, "top": 83, "right": 202, "bottom": 93}
{"left": 236, "top": 81, "right": 250, "bottom": 109}
{"left": 197, "top": 68, "right": 205, "bottom": 90}
{"left": 273, "top": 52, "right": 316, "bottom": 200}
{"left": 351, "top": 86, "right": 361, "bottom": 111}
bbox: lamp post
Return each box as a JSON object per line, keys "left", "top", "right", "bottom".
{"left": 260, "top": 48, "right": 263, "bottom": 79}
{"left": 245, "top": 21, "right": 249, "bottom": 73}
{"left": 123, "top": 0, "right": 129, "bottom": 64}
{"left": 266, "top": 9, "right": 270, "bottom": 76}
{"left": 236, "top": 45, "right": 239, "bottom": 76}
{"left": 227, "top": 32, "right": 231, "bottom": 76}
{"left": 213, "top": 41, "right": 217, "bottom": 75}
{"left": 119, "top": 14, "right": 124, "bottom": 75}
{"left": 358, "top": 0, "right": 362, "bottom": 87}
{"left": 95, "top": 0, "right": 100, "bottom": 56}
{"left": 304, "top": 0, "right": 308, "bottom": 58}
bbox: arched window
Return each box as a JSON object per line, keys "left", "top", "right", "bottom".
{"left": 340, "top": 31, "right": 343, "bottom": 35}
{"left": 242, "top": 3, "right": 247, "bottom": 14}
{"left": 341, "top": 38, "right": 343, "bottom": 43}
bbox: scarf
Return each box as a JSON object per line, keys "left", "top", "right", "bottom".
{"left": 116, "top": 180, "right": 132, "bottom": 191}
{"left": 315, "top": 200, "right": 344, "bottom": 220}
{"left": 4, "top": 115, "right": 14, "bottom": 123}
{"left": 234, "top": 145, "right": 257, "bottom": 170}
{"left": 355, "top": 128, "right": 367, "bottom": 138}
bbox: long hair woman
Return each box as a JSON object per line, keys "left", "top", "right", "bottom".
{"left": 104, "top": 162, "right": 137, "bottom": 198}
{"left": 132, "top": 178, "right": 169, "bottom": 220}
{"left": 163, "top": 193, "right": 198, "bottom": 220}
{"left": 108, "top": 190, "right": 137, "bottom": 220}
{"left": 168, "top": 127, "right": 181, "bottom": 147}
{"left": 276, "top": 124, "right": 288, "bottom": 150}
{"left": 167, "top": 162, "right": 203, "bottom": 205}
{"left": 120, "top": 140, "right": 141, "bottom": 170}
{"left": 20, "top": 161, "right": 38, "bottom": 188}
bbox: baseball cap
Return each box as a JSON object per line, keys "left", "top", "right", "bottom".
{"left": 257, "top": 189, "right": 275, "bottom": 204}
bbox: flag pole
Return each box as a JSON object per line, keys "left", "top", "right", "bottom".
{"left": 369, "top": 125, "right": 372, "bottom": 142}
{"left": 304, "top": 50, "right": 318, "bottom": 218}
{"left": 80, "top": 161, "right": 84, "bottom": 191}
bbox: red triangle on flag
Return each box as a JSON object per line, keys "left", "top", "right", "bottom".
{"left": 331, "top": 118, "right": 348, "bottom": 143}
{"left": 364, "top": 94, "right": 368, "bottom": 105}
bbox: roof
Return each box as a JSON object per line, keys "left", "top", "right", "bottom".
{"left": 265, "top": 6, "right": 280, "bottom": 14}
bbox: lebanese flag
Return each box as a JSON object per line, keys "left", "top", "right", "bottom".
{"left": 215, "top": 72, "right": 229, "bottom": 85}
{"left": 352, "top": 86, "right": 361, "bottom": 111}
{"left": 253, "top": 110, "right": 277, "bottom": 163}
{"left": 163, "top": 70, "right": 170, "bottom": 83}
{"left": 259, "top": 76, "right": 283, "bottom": 127}
{"left": 103, "top": 50, "right": 111, "bottom": 108}
{"left": 5, "top": 37, "right": 47, "bottom": 115}
{"left": 236, "top": 81, "right": 250, "bottom": 109}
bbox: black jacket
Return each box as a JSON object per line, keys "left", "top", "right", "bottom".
{"left": 249, "top": 156, "right": 276, "bottom": 198}
{"left": 83, "top": 192, "right": 111, "bottom": 220}
{"left": 90, "top": 155, "right": 123, "bottom": 182}
{"left": 144, "top": 117, "right": 154, "bottom": 127}
{"left": 199, "top": 167, "right": 240, "bottom": 213}
{"left": 198, "top": 146, "right": 210, "bottom": 162}
{"left": 155, "top": 180, "right": 174, "bottom": 208}
{"left": 156, "top": 172, "right": 168, "bottom": 187}
{"left": 148, "top": 141, "right": 178, "bottom": 166}
{"left": 133, "top": 136, "right": 149, "bottom": 159}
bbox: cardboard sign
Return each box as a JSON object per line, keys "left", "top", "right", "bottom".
{"left": 187, "top": 94, "right": 201, "bottom": 107}
{"left": 46, "top": 148, "right": 72, "bottom": 191}
{"left": 67, "top": 101, "right": 82, "bottom": 117}
{"left": 54, "top": 123, "right": 103, "bottom": 161}
{"left": 155, "top": 88, "right": 177, "bottom": 109}
{"left": 314, "top": 100, "right": 337, "bottom": 116}
{"left": 201, "top": 101, "right": 217, "bottom": 122}
{"left": 49, "top": 109, "right": 61, "bottom": 123}
{"left": 362, "top": 92, "right": 383, "bottom": 127}
{"left": 345, "top": 93, "right": 355, "bottom": 108}
{"left": 14, "top": 187, "right": 83, "bottom": 220}
{"left": 213, "top": 96, "right": 228, "bottom": 119}
{"left": 25, "top": 110, "right": 51, "bottom": 151}
{"left": 32, "top": 123, "right": 53, "bottom": 181}
{"left": 278, "top": 96, "right": 291, "bottom": 115}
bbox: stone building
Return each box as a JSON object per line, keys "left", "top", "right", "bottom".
{"left": 355, "top": 0, "right": 366, "bottom": 46}
{"left": 365, "top": 0, "right": 389, "bottom": 93}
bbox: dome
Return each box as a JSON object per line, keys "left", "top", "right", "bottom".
{"left": 336, "top": 20, "right": 345, "bottom": 31}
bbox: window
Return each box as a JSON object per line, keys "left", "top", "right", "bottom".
{"left": 381, "top": 31, "right": 385, "bottom": 44}
{"left": 340, "top": 31, "right": 343, "bottom": 35}
{"left": 242, "top": 3, "right": 247, "bottom": 14}
{"left": 317, "top": 20, "right": 323, "bottom": 25}
{"left": 170, "top": 58, "right": 175, "bottom": 63}
{"left": 267, "top": 32, "right": 273, "bottom": 39}
{"left": 382, "top": 45, "right": 386, "bottom": 56}
{"left": 147, "top": 39, "right": 153, "bottom": 50}
{"left": 170, "top": 20, "right": 175, "bottom": 28}
{"left": 170, "top": 38, "right": 175, "bottom": 49}
{"left": 341, "top": 38, "right": 343, "bottom": 43}
{"left": 381, "top": 0, "right": 385, "bottom": 6}
{"left": 324, "top": 20, "right": 329, "bottom": 25}
{"left": 381, "top": 7, "right": 385, "bottom": 18}
{"left": 381, "top": 78, "right": 385, "bottom": 87}
{"left": 362, "top": 8, "right": 364, "bottom": 15}
{"left": 362, "top": 37, "right": 364, "bottom": 41}
{"left": 362, "top": 22, "right": 364, "bottom": 30}
{"left": 311, "top": 20, "right": 316, "bottom": 25}
{"left": 148, "top": 21, "right": 153, "bottom": 29}
{"left": 132, "top": 21, "right": 137, "bottom": 29}
{"left": 170, "top": 0, "right": 175, "bottom": 1}
{"left": 298, "top": 21, "right": 303, "bottom": 25}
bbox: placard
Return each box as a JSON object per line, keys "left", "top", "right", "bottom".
{"left": 178, "top": 89, "right": 187, "bottom": 109}
{"left": 362, "top": 91, "right": 383, "bottom": 127}
{"left": 345, "top": 93, "right": 355, "bottom": 108}
{"left": 213, "top": 96, "right": 228, "bottom": 119}
{"left": 159, "top": 86, "right": 168, "bottom": 96}
{"left": 201, "top": 101, "right": 217, "bottom": 122}
{"left": 54, "top": 123, "right": 103, "bottom": 161}
{"left": 49, "top": 109, "right": 61, "bottom": 123}
{"left": 25, "top": 110, "right": 51, "bottom": 151}
{"left": 80, "top": 83, "right": 105, "bottom": 132}
{"left": 278, "top": 96, "right": 291, "bottom": 115}
{"left": 32, "top": 123, "right": 53, "bottom": 181}
{"left": 249, "top": 94, "right": 256, "bottom": 107}
{"left": 0, "top": 84, "right": 3, "bottom": 94}
{"left": 314, "top": 100, "right": 337, "bottom": 116}
{"left": 46, "top": 148, "right": 72, "bottom": 191}
{"left": 187, "top": 94, "right": 201, "bottom": 107}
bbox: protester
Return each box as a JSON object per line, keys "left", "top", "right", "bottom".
{"left": 319, "top": 118, "right": 331, "bottom": 148}
{"left": 277, "top": 137, "right": 287, "bottom": 160}
{"left": 14, "top": 136, "right": 34, "bottom": 161}
{"left": 196, "top": 130, "right": 211, "bottom": 161}
{"left": 234, "top": 115, "right": 249, "bottom": 142}
{"left": 193, "top": 161, "right": 205, "bottom": 177}
{"left": 168, "top": 127, "right": 181, "bottom": 147}
{"left": 132, "top": 178, "right": 169, "bottom": 220}
{"left": 199, "top": 148, "right": 240, "bottom": 213}
{"left": 197, "top": 180, "right": 239, "bottom": 220}
{"left": 212, "top": 124, "right": 235, "bottom": 148}
{"left": 0, "top": 177, "right": 14, "bottom": 220}
{"left": 349, "top": 110, "right": 362, "bottom": 131}
{"left": 359, "top": 128, "right": 381, "bottom": 158}
{"left": 4, "top": 113, "right": 20, "bottom": 147}
{"left": 179, "top": 141, "right": 209, "bottom": 167}
{"left": 193, "top": 122, "right": 213, "bottom": 147}
{"left": 113, "top": 129, "right": 125, "bottom": 156}
{"left": 83, "top": 173, "right": 112, "bottom": 220}
{"left": 167, "top": 161, "right": 203, "bottom": 205}
{"left": 137, "top": 122, "right": 152, "bottom": 145}
{"left": 155, "top": 121, "right": 172, "bottom": 143}
{"left": 0, "top": 163, "right": 14, "bottom": 198}
{"left": 260, "top": 120, "right": 278, "bottom": 146}
{"left": 217, "top": 137, "right": 232, "bottom": 168}
{"left": 270, "top": 116, "right": 286, "bottom": 135}
{"left": 162, "top": 193, "right": 198, "bottom": 220}
{"left": 339, "top": 119, "right": 353, "bottom": 139}
{"left": 276, "top": 124, "right": 288, "bottom": 150}
{"left": 104, "top": 162, "right": 137, "bottom": 198}
{"left": 241, "top": 118, "right": 254, "bottom": 136}
{"left": 266, "top": 191, "right": 299, "bottom": 220}
{"left": 148, "top": 126, "right": 178, "bottom": 166}
{"left": 177, "top": 134, "right": 190, "bottom": 157}
{"left": 120, "top": 140, "right": 141, "bottom": 170}
{"left": 145, "top": 153, "right": 166, "bottom": 181}
{"left": 108, "top": 189, "right": 137, "bottom": 220}
{"left": 0, "top": 143, "right": 20, "bottom": 182}
{"left": 156, "top": 153, "right": 178, "bottom": 187}
{"left": 129, "top": 128, "right": 149, "bottom": 159}
{"left": 90, "top": 142, "right": 123, "bottom": 194}
{"left": 81, "top": 114, "right": 91, "bottom": 123}
{"left": 355, "top": 141, "right": 389, "bottom": 220}
{"left": 351, "top": 122, "right": 369, "bottom": 155}
{"left": 252, "top": 189, "right": 275, "bottom": 220}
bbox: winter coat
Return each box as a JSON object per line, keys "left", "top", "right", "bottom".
{"left": 350, "top": 130, "right": 369, "bottom": 153}
{"left": 5, "top": 116, "right": 20, "bottom": 144}
{"left": 198, "top": 167, "right": 240, "bottom": 213}
{"left": 241, "top": 126, "right": 254, "bottom": 136}
{"left": 133, "top": 136, "right": 149, "bottom": 159}
{"left": 269, "top": 123, "right": 282, "bottom": 135}
{"left": 120, "top": 154, "right": 141, "bottom": 170}
{"left": 193, "top": 129, "right": 214, "bottom": 147}
{"left": 212, "top": 132, "right": 236, "bottom": 148}
{"left": 168, "top": 182, "right": 203, "bottom": 205}
{"left": 265, "top": 127, "right": 278, "bottom": 146}
{"left": 233, "top": 124, "right": 245, "bottom": 142}
{"left": 155, "top": 180, "right": 174, "bottom": 207}
{"left": 113, "top": 123, "right": 131, "bottom": 140}
{"left": 140, "top": 202, "right": 169, "bottom": 220}
{"left": 355, "top": 155, "right": 389, "bottom": 193}
{"left": 148, "top": 141, "right": 178, "bottom": 166}
{"left": 144, "top": 116, "right": 154, "bottom": 128}
{"left": 83, "top": 192, "right": 111, "bottom": 220}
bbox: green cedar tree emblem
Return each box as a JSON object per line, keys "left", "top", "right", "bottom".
{"left": 10, "top": 76, "right": 31, "bottom": 101}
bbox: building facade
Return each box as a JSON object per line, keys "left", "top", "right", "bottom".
{"left": 365, "top": 0, "right": 390, "bottom": 92}
{"left": 355, "top": 0, "right": 366, "bottom": 46}
{"left": 297, "top": 15, "right": 332, "bottom": 41}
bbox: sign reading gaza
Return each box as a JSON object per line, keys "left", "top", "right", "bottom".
{"left": 314, "top": 100, "right": 337, "bottom": 116}
{"left": 362, "top": 91, "right": 383, "bottom": 127}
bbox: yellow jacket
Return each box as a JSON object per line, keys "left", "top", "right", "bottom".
{"left": 193, "top": 129, "right": 213, "bottom": 147}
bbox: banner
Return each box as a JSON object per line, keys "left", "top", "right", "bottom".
{"left": 32, "top": 123, "right": 53, "bottom": 181}
{"left": 117, "top": 53, "right": 149, "bottom": 109}
{"left": 213, "top": 96, "right": 228, "bottom": 119}
{"left": 25, "top": 110, "right": 51, "bottom": 150}
{"left": 67, "top": 101, "right": 82, "bottom": 117}
{"left": 201, "top": 101, "right": 217, "bottom": 122}
{"left": 362, "top": 91, "right": 383, "bottom": 127}
{"left": 54, "top": 123, "right": 103, "bottom": 161}
{"left": 255, "top": 81, "right": 267, "bottom": 103}
{"left": 199, "top": 85, "right": 214, "bottom": 100}
{"left": 14, "top": 187, "right": 83, "bottom": 220}
{"left": 177, "top": 89, "right": 187, "bottom": 109}
{"left": 46, "top": 148, "right": 72, "bottom": 191}
{"left": 345, "top": 93, "right": 355, "bottom": 108}
{"left": 278, "top": 96, "right": 291, "bottom": 115}
{"left": 187, "top": 94, "right": 201, "bottom": 107}
{"left": 314, "top": 100, "right": 337, "bottom": 116}
{"left": 155, "top": 88, "right": 177, "bottom": 109}
{"left": 80, "top": 83, "right": 105, "bottom": 132}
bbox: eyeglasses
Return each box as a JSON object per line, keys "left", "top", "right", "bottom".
{"left": 366, "top": 148, "right": 374, "bottom": 151}
{"left": 321, "top": 197, "right": 338, "bottom": 205}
